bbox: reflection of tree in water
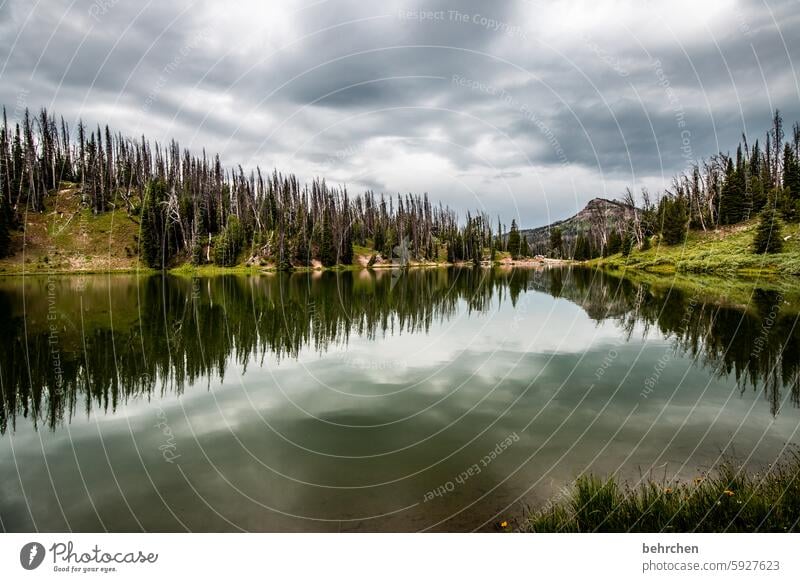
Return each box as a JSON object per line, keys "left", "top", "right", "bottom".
{"left": 551, "top": 269, "right": 800, "bottom": 416}
{"left": 0, "top": 269, "right": 504, "bottom": 432}
{"left": 1, "top": 267, "right": 799, "bottom": 432}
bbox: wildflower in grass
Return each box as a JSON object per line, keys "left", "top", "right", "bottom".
{"left": 693, "top": 477, "right": 703, "bottom": 485}
{"left": 723, "top": 489, "right": 734, "bottom": 497}
{"left": 500, "top": 520, "right": 508, "bottom": 528}
{"left": 664, "top": 487, "right": 673, "bottom": 494}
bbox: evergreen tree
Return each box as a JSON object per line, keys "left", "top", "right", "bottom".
{"left": 736, "top": 145, "right": 751, "bottom": 220}
{"left": 319, "top": 213, "right": 335, "bottom": 267}
{"left": 0, "top": 194, "right": 9, "bottom": 258}
{"left": 11, "top": 123, "right": 23, "bottom": 208}
{"left": 752, "top": 205, "right": 784, "bottom": 254}
{"left": 749, "top": 140, "right": 767, "bottom": 214}
{"left": 190, "top": 236, "right": 204, "bottom": 266}
{"left": 276, "top": 232, "right": 292, "bottom": 271}
{"left": 0, "top": 110, "right": 9, "bottom": 256}
{"left": 294, "top": 226, "right": 310, "bottom": 266}
{"left": 339, "top": 231, "right": 353, "bottom": 265}
{"left": 573, "top": 234, "right": 589, "bottom": 260}
{"left": 373, "top": 227, "right": 384, "bottom": 256}
{"left": 190, "top": 207, "right": 206, "bottom": 265}
{"left": 781, "top": 142, "right": 800, "bottom": 221}
{"left": 549, "top": 227, "right": 562, "bottom": 258}
{"left": 520, "top": 235, "right": 529, "bottom": 258}
{"left": 659, "top": 195, "right": 688, "bottom": 245}
{"left": 607, "top": 230, "right": 622, "bottom": 255}
{"left": 621, "top": 231, "right": 635, "bottom": 256}
{"left": 213, "top": 215, "right": 243, "bottom": 267}
{"left": 140, "top": 179, "right": 171, "bottom": 269}
{"left": 507, "top": 219, "right": 521, "bottom": 259}
{"left": 719, "top": 155, "right": 747, "bottom": 224}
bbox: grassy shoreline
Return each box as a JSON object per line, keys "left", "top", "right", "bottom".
{"left": 0, "top": 246, "right": 571, "bottom": 276}
{"left": 586, "top": 219, "right": 800, "bottom": 277}
{"left": 522, "top": 451, "right": 800, "bottom": 532}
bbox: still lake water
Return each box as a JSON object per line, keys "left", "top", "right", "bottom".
{"left": 1, "top": 267, "right": 799, "bottom": 532}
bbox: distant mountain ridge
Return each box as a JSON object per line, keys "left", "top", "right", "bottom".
{"left": 519, "top": 197, "right": 639, "bottom": 254}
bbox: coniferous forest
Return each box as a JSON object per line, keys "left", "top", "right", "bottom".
{"left": 0, "top": 107, "right": 501, "bottom": 269}
{"left": 1, "top": 106, "right": 800, "bottom": 268}
{"left": 654, "top": 110, "right": 800, "bottom": 239}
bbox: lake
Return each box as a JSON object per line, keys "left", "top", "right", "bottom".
{"left": 1, "top": 267, "right": 799, "bottom": 532}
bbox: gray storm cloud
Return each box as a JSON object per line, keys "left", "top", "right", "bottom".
{"left": 0, "top": 0, "right": 797, "bottom": 226}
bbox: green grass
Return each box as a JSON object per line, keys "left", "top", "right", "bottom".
{"left": 168, "top": 263, "right": 270, "bottom": 276}
{"left": 524, "top": 451, "right": 800, "bottom": 532}
{"left": 0, "top": 186, "right": 148, "bottom": 274}
{"left": 589, "top": 220, "right": 800, "bottom": 277}
{"left": 352, "top": 244, "right": 374, "bottom": 256}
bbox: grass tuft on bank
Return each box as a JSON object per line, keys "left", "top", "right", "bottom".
{"left": 523, "top": 452, "right": 800, "bottom": 532}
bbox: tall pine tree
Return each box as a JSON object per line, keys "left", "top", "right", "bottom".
{"left": 140, "top": 179, "right": 171, "bottom": 269}
{"left": 507, "top": 219, "right": 521, "bottom": 259}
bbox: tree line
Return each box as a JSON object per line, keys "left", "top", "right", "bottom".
{"left": 2, "top": 106, "right": 798, "bottom": 266}
{"left": 0, "top": 106, "right": 500, "bottom": 267}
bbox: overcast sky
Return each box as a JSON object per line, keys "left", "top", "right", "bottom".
{"left": 1, "top": 0, "right": 798, "bottom": 227}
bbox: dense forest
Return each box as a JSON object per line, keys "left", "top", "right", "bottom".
{"left": 0, "top": 107, "right": 497, "bottom": 268}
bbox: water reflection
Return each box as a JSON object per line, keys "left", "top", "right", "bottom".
{"left": 1, "top": 268, "right": 799, "bottom": 434}
{"left": 2, "top": 267, "right": 800, "bottom": 532}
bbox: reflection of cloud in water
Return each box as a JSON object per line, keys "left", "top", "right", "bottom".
{"left": 1, "top": 268, "right": 799, "bottom": 531}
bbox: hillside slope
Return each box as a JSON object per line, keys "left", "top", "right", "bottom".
{"left": 519, "top": 197, "right": 638, "bottom": 253}
{"left": 0, "top": 185, "right": 144, "bottom": 274}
